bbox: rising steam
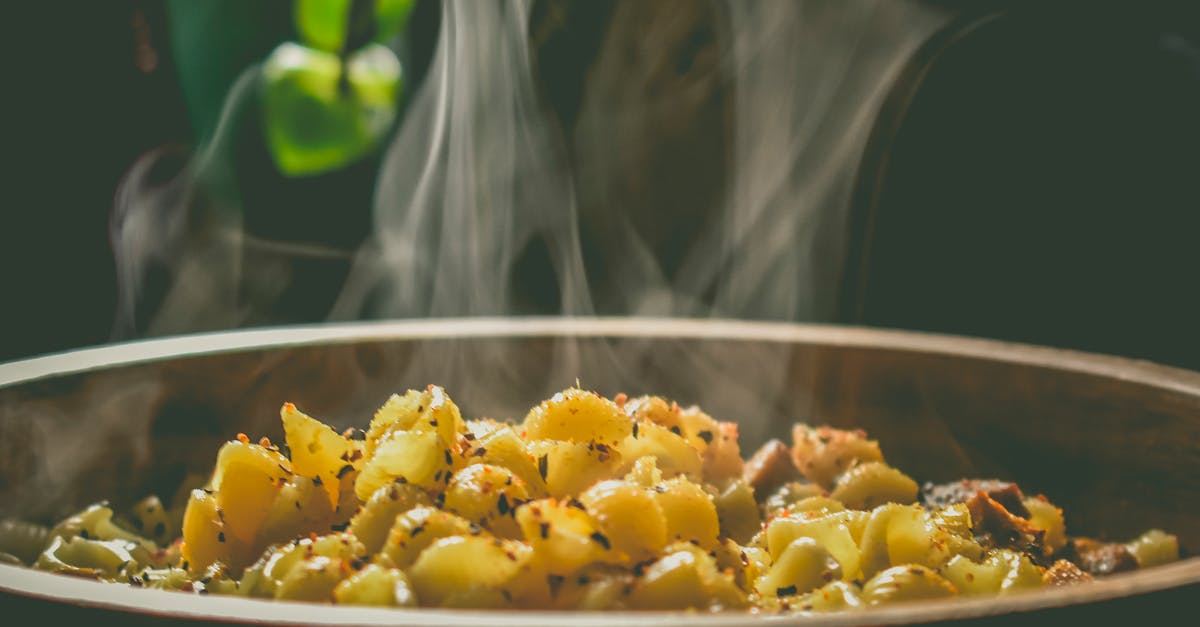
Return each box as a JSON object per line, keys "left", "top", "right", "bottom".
{"left": 26, "top": 0, "right": 951, "bottom": 517}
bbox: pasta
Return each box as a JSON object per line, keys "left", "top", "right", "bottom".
{"left": 6, "top": 385, "right": 1181, "bottom": 613}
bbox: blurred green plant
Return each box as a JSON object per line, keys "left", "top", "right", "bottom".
{"left": 295, "top": 0, "right": 415, "bottom": 52}
{"left": 264, "top": 0, "right": 413, "bottom": 177}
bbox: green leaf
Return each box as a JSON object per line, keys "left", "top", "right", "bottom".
{"left": 262, "top": 42, "right": 402, "bottom": 177}
{"left": 294, "top": 0, "right": 351, "bottom": 54}
{"left": 374, "top": 0, "right": 415, "bottom": 43}
{"left": 295, "top": 0, "right": 415, "bottom": 52}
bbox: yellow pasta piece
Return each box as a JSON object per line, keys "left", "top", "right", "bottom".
{"left": 861, "top": 565, "right": 957, "bottom": 605}
{"left": 281, "top": 403, "right": 360, "bottom": 508}
{"left": 766, "top": 512, "right": 861, "bottom": 581}
{"left": 1022, "top": 496, "right": 1067, "bottom": 556}
{"left": 523, "top": 388, "right": 632, "bottom": 444}
{"left": 355, "top": 429, "right": 451, "bottom": 499}
{"left": 654, "top": 476, "right": 720, "bottom": 549}
{"left": 349, "top": 481, "right": 431, "bottom": 554}
{"left": 377, "top": 506, "right": 479, "bottom": 569}
{"left": 713, "top": 479, "right": 761, "bottom": 544}
{"left": 471, "top": 426, "right": 549, "bottom": 498}
{"left": 444, "top": 463, "right": 530, "bottom": 538}
{"left": 581, "top": 480, "right": 668, "bottom": 564}
{"left": 527, "top": 439, "right": 623, "bottom": 498}
{"left": 1125, "top": 529, "right": 1179, "bottom": 568}
{"left": 366, "top": 386, "right": 465, "bottom": 456}
{"left": 829, "top": 462, "right": 919, "bottom": 510}
{"left": 617, "top": 421, "right": 702, "bottom": 480}
{"left": 515, "top": 498, "right": 602, "bottom": 575}
{"left": 332, "top": 564, "right": 417, "bottom": 607}
{"left": 407, "top": 535, "right": 530, "bottom": 607}
{"left": 755, "top": 537, "right": 841, "bottom": 598}
{"left": 791, "top": 425, "right": 884, "bottom": 488}
{"left": 210, "top": 440, "right": 293, "bottom": 546}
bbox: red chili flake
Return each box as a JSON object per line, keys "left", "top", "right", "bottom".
{"left": 236, "top": 433, "right": 250, "bottom": 444}
{"left": 613, "top": 393, "right": 628, "bottom": 406}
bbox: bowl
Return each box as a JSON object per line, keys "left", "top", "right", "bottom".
{"left": 1, "top": 317, "right": 1197, "bottom": 625}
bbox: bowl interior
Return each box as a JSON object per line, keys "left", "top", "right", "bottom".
{"left": 1, "top": 318, "right": 1198, "bottom": 625}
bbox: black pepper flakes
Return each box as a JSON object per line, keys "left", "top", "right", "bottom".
{"left": 590, "top": 532, "right": 611, "bottom": 550}
{"left": 547, "top": 574, "right": 565, "bottom": 597}
{"left": 472, "top": 447, "right": 487, "bottom": 458}
{"left": 669, "top": 425, "right": 683, "bottom": 436}
{"left": 776, "top": 585, "right": 798, "bottom": 596}
{"left": 537, "top": 454, "right": 549, "bottom": 481}
{"left": 337, "top": 464, "right": 355, "bottom": 479}
{"left": 217, "top": 531, "right": 226, "bottom": 543}
{"left": 698, "top": 430, "right": 714, "bottom": 444}
{"left": 498, "top": 493, "right": 511, "bottom": 516}
{"left": 539, "top": 522, "right": 550, "bottom": 539}
{"left": 632, "top": 423, "right": 639, "bottom": 439}
{"left": 444, "top": 450, "right": 453, "bottom": 465}
{"left": 312, "top": 475, "right": 324, "bottom": 487}
{"left": 411, "top": 524, "right": 426, "bottom": 537}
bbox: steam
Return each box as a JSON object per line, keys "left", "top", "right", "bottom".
{"left": 5, "top": 0, "right": 951, "bottom": 516}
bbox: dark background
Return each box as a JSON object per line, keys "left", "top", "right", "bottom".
{"left": 4, "top": 0, "right": 1199, "bottom": 369}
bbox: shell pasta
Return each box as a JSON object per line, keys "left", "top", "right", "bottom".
{"left": 9, "top": 386, "right": 1180, "bottom": 612}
